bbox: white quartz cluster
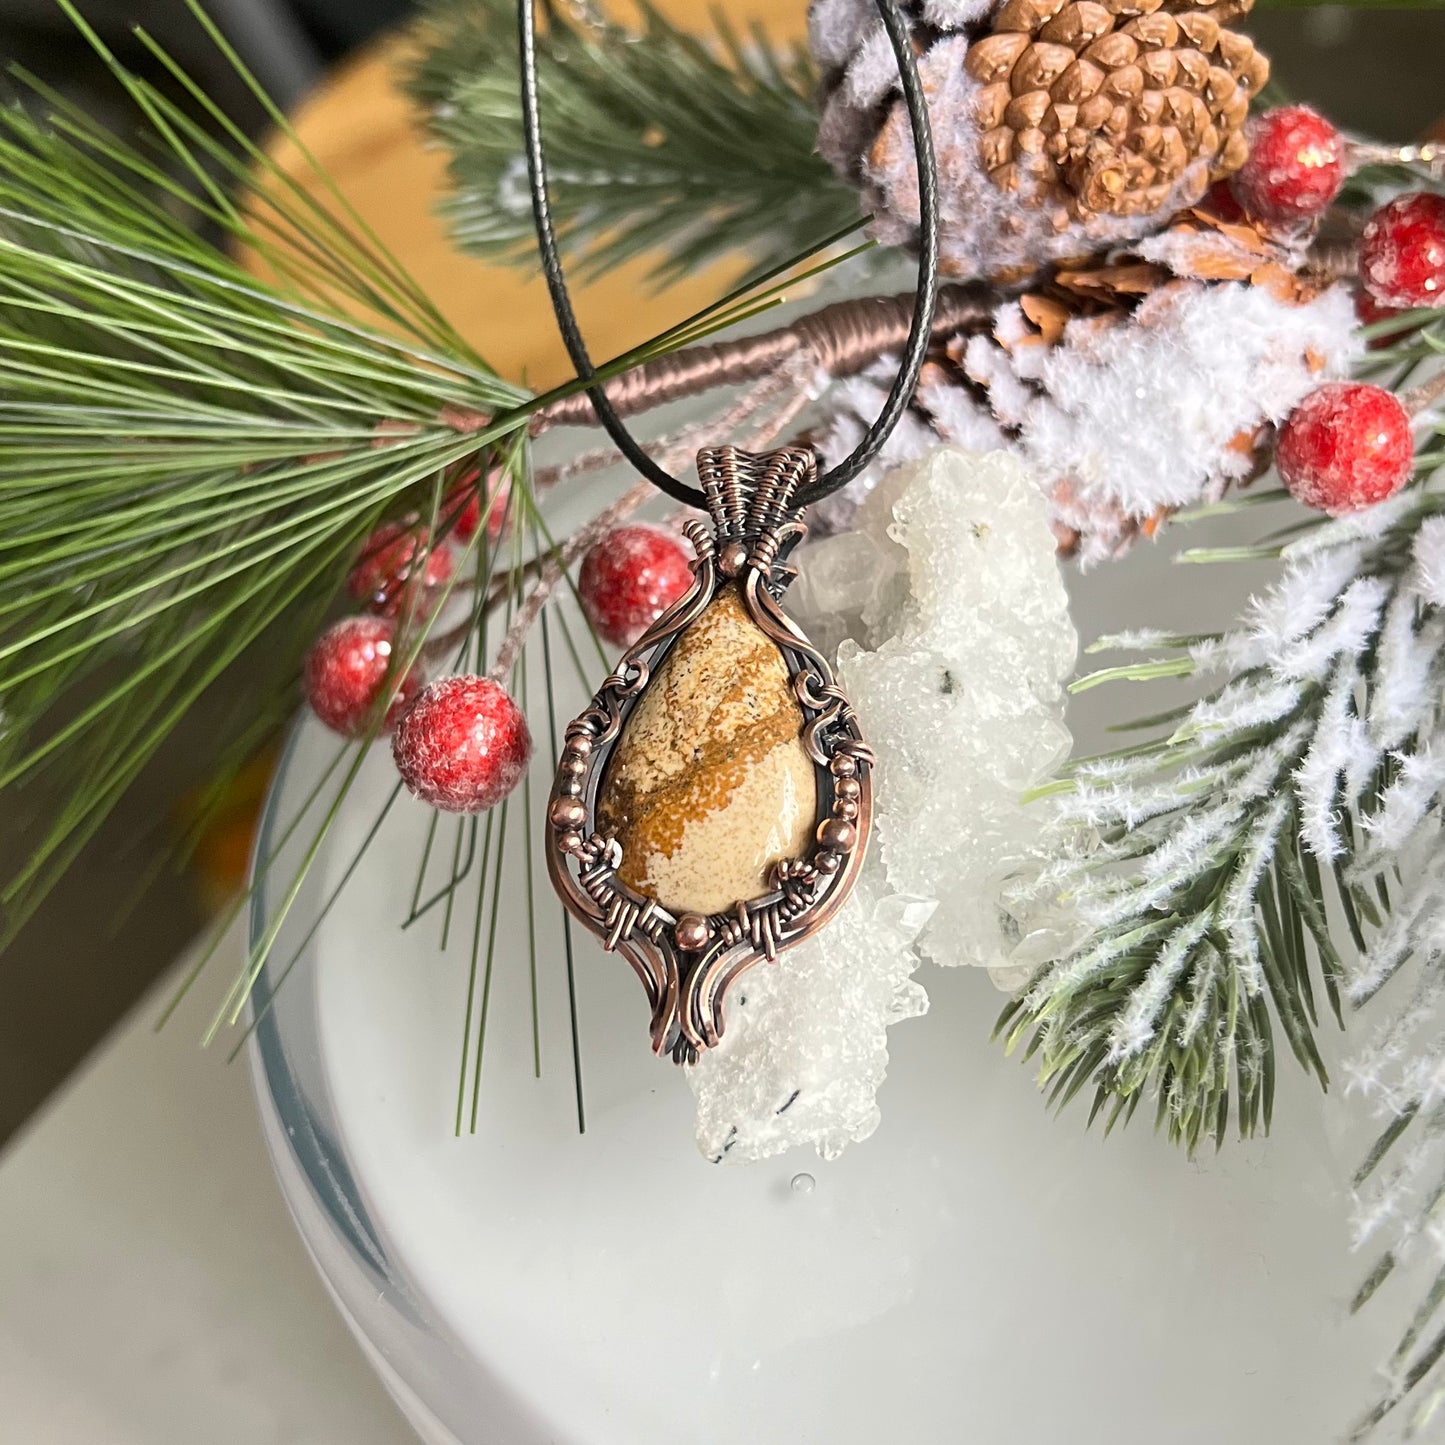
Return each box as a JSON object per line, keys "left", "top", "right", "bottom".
{"left": 690, "top": 877, "right": 932, "bottom": 1163}
{"left": 688, "top": 448, "right": 1077, "bottom": 1163}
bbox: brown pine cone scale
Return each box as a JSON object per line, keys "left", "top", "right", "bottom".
{"left": 966, "top": 0, "right": 1265, "bottom": 225}
{"left": 812, "top": 0, "right": 1270, "bottom": 280}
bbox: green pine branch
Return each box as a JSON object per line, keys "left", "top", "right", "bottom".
{"left": 0, "top": 5, "right": 538, "bottom": 947}
{"left": 997, "top": 703, "right": 1350, "bottom": 1154}
{"left": 406, "top": 0, "right": 860, "bottom": 286}
{"left": 993, "top": 287, "right": 1445, "bottom": 1435}
{"left": 0, "top": 0, "right": 877, "bottom": 1001}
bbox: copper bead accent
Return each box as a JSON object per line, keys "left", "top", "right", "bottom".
{"left": 549, "top": 796, "right": 587, "bottom": 830}
{"left": 817, "top": 819, "right": 857, "bottom": 854}
{"left": 675, "top": 913, "right": 711, "bottom": 951}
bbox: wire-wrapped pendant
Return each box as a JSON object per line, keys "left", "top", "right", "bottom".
{"left": 545, "top": 446, "right": 873, "bottom": 1063}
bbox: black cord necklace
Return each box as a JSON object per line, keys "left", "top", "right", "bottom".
{"left": 517, "top": 0, "right": 939, "bottom": 508}
{"left": 535, "top": 0, "right": 942, "bottom": 1064}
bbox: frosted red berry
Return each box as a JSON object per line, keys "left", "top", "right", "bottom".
{"left": 1202, "top": 178, "right": 1245, "bottom": 224}
{"left": 1354, "top": 288, "right": 1411, "bottom": 351}
{"left": 391, "top": 675, "right": 532, "bottom": 813}
{"left": 448, "top": 468, "right": 511, "bottom": 545}
{"left": 1231, "top": 106, "right": 1344, "bottom": 223}
{"left": 1276, "top": 382, "right": 1414, "bottom": 515}
{"left": 304, "top": 616, "right": 420, "bottom": 737}
{"left": 579, "top": 524, "right": 695, "bottom": 648}
{"left": 347, "top": 521, "right": 454, "bottom": 616}
{"left": 1359, "top": 192, "right": 1445, "bottom": 309}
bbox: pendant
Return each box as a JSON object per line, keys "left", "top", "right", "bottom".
{"left": 545, "top": 446, "right": 873, "bottom": 1063}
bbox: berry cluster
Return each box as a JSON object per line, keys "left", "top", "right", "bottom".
{"left": 303, "top": 513, "right": 695, "bottom": 815}
{"left": 1270, "top": 182, "right": 1442, "bottom": 514}
{"left": 1222, "top": 107, "right": 1438, "bottom": 517}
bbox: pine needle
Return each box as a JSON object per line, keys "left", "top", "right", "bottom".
{"left": 406, "top": 0, "right": 859, "bottom": 286}
{"left": 0, "top": 15, "right": 526, "bottom": 943}
{"left": 0, "top": 0, "right": 867, "bottom": 979}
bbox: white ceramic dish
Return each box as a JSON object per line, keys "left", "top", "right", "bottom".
{"left": 249, "top": 605, "right": 1399, "bottom": 1445}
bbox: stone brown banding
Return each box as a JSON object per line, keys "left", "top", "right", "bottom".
{"left": 595, "top": 587, "right": 816, "bottom": 918}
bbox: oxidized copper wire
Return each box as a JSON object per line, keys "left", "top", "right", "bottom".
{"left": 529, "top": 284, "right": 990, "bottom": 434}
{"left": 545, "top": 445, "right": 875, "bottom": 1064}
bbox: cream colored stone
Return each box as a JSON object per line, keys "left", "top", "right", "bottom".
{"left": 596, "top": 586, "right": 816, "bottom": 917}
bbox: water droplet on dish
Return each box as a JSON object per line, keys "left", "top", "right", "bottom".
{"left": 790, "top": 1172, "right": 815, "bottom": 1195}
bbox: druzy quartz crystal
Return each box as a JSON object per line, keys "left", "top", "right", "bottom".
{"left": 689, "top": 447, "right": 1078, "bottom": 1162}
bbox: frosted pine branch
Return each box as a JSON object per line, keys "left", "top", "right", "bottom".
{"left": 1000, "top": 483, "right": 1445, "bottom": 1153}
{"left": 1348, "top": 909, "right": 1445, "bottom": 1441}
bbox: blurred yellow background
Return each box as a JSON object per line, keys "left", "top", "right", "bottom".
{"left": 265, "top": 1, "right": 811, "bottom": 389}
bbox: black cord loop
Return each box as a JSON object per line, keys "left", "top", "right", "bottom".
{"left": 517, "top": 0, "right": 940, "bottom": 509}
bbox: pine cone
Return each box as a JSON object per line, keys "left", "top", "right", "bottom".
{"left": 811, "top": 0, "right": 1269, "bottom": 281}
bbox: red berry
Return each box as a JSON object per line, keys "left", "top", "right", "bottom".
{"left": 347, "top": 521, "right": 454, "bottom": 616}
{"left": 1359, "top": 192, "right": 1445, "bottom": 310}
{"left": 448, "top": 468, "right": 511, "bottom": 545}
{"left": 391, "top": 675, "right": 531, "bottom": 813}
{"left": 1354, "top": 287, "right": 1412, "bottom": 351}
{"left": 1231, "top": 106, "right": 1344, "bottom": 223}
{"left": 1276, "top": 382, "right": 1414, "bottom": 515}
{"left": 304, "top": 616, "right": 420, "bottom": 737}
{"left": 1202, "top": 178, "right": 1245, "bottom": 224}
{"left": 578, "top": 524, "right": 695, "bottom": 648}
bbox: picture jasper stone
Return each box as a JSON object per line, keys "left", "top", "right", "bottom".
{"left": 596, "top": 585, "right": 816, "bottom": 917}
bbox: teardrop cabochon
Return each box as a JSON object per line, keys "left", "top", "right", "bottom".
{"left": 596, "top": 583, "right": 817, "bottom": 919}
{"left": 545, "top": 449, "right": 873, "bottom": 1062}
